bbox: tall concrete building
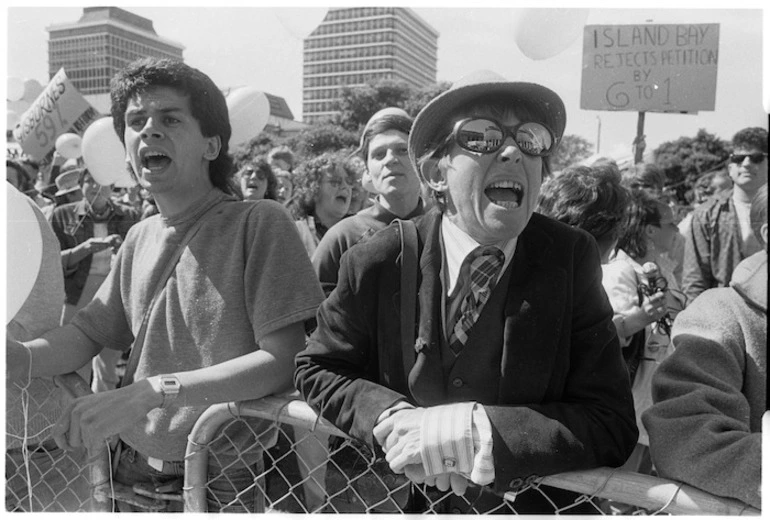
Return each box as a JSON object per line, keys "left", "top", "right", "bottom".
{"left": 47, "top": 7, "right": 184, "bottom": 112}
{"left": 302, "top": 7, "right": 439, "bottom": 124}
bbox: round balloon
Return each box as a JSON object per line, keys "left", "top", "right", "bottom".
{"left": 113, "top": 167, "right": 137, "bottom": 188}
{"left": 275, "top": 8, "right": 328, "bottom": 39}
{"left": 6, "top": 185, "right": 43, "bottom": 324}
{"left": 81, "top": 117, "right": 124, "bottom": 186}
{"left": 226, "top": 87, "right": 271, "bottom": 149}
{"left": 55, "top": 133, "right": 83, "bottom": 160}
{"left": 513, "top": 8, "right": 590, "bottom": 61}
{"left": 7, "top": 77, "right": 25, "bottom": 102}
{"left": 22, "top": 78, "right": 44, "bottom": 102}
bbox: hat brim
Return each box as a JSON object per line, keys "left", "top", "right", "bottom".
{"left": 408, "top": 81, "right": 566, "bottom": 169}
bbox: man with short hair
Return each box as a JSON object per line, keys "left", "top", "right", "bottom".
{"left": 6, "top": 57, "right": 324, "bottom": 512}
{"left": 312, "top": 107, "right": 424, "bottom": 296}
{"left": 295, "top": 70, "right": 637, "bottom": 513}
{"left": 682, "top": 126, "right": 768, "bottom": 301}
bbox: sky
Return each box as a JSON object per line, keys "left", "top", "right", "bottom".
{"left": 4, "top": 2, "right": 768, "bottom": 160}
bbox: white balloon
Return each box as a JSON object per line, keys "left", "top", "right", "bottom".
{"left": 7, "top": 99, "right": 31, "bottom": 114}
{"left": 55, "top": 133, "right": 83, "bottom": 160}
{"left": 7, "top": 77, "right": 25, "bottom": 102}
{"left": 226, "top": 87, "right": 271, "bottom": 149}
{"left": 113, "top": 168, "right": 137, "bottom": 188}
{"left": 22, "top": 78, "right": 44, "bottom": 102}
{"left": 82, "top": 117, "right": 124, "bottom": 186}
{"left": 513, "top": 8, "right": 590, "bottom": 61}
{"left": 6, "top": 185, "right": 43, "bottom": 324}
{"left": 275, "top": 8, "right": 328, "bottom": 39}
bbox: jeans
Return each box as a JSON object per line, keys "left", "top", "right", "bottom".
{"left": 113, "top": 441, "right": 261, "bottom": 512}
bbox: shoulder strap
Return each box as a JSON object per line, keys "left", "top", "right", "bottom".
{"left": 119, "top": 211, "right": 211, "bottom": 388}
{"left": 397, "top": 219, "right": 419, "bottom": 379}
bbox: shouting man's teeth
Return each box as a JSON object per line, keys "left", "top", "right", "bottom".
{"left": 485, "top": 180, "right": 523, "bottom": 208}
{"left": 142, "top": 151, "right": 171, "bottom": 171}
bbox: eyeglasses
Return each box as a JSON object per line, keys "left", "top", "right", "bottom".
{"left": 729, "top": 152, "right": 768, "bottom": 165}
{"left": 451, "top": 118, "right": 556, "bottom": 157}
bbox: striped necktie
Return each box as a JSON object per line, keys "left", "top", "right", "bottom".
{"left": 448, "top": 245, "right": 504, "bottom": 355}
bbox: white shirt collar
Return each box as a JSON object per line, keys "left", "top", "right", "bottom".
{"left": 441, "top": 215, "right": 517, "bottom": 295}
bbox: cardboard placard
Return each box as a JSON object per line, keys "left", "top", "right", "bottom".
{"left": 581, "top": 24, "right": 719, "bottom": 112}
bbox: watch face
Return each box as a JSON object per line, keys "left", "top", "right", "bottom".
{"left": 161, "top": 375, "right": 181, "bottom": 395}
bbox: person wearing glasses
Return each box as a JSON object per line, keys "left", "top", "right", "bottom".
{"left": 289, "top": 151, "right": 355, "bottom": 257}
{"left": 295, "top": 70, "right": 637, "bottom": 514}
{"left": 682, "top": 127, "right": 768, "bottom": 301}
{"left": 232, "top": 152, "right": 278, "bottom": 201}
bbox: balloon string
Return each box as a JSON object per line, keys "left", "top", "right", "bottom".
{"left": 21, "top": 345, "right": 33, "bottom": 511}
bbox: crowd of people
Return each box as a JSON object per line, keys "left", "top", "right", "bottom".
{"left": 5, "top": 56, "right": 766, "bottom": 513}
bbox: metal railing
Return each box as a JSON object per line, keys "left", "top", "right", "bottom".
{"left": 182, "top": 393, "right": 761, "bottom": 515}
{"left": 7, "top": 379, "right": 760, "bottom": 515}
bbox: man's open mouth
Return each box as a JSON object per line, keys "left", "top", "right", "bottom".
{"left": 485, "top": 180, "right": 523, "bottom": 209}
{"left": 141, "top": 151, "right": 172, "bottom": 171}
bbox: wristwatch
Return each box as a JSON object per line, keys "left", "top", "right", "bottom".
{"left": 158, "top": 374, "right": 181, "bottom": 409}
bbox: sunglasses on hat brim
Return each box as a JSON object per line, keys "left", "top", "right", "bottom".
{"left": 451, "top": 118, "right": 556, "bottom": 157}
{"left": 729, "top": 152, "right": 768, "bottom": 165}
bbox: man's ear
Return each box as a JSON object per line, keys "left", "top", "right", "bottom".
{"left": 761, "top": 222, "right": 768, "bottom": 248}
{"left": 420, "top": 157, "right": 448, "bottom": 193}
{"left": 203, "top": 136, "right": 222, "bottom": 161}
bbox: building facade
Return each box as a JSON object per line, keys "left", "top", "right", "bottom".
{"left": 47, "top": 6, "right": 184, "bottom": 109}
{"left": 302, "top": 7, "right": 439, "bottom": 124}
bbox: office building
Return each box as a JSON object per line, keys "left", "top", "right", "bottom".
{"left": 303, "top": 7, "right": 439, "bottom": 124}
{"left": 47, "top": 7, "right": 184, "bottom": 112}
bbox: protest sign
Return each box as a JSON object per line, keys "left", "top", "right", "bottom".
{"left": 581, "top": 24, "right": 719, "bottom": 112}
{"left": 12, "top": 68, "right": 96, "bottom": 161}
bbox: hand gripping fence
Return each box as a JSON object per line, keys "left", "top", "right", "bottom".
{"left": 9, "top": 381, "right": 762, "bottom": 515}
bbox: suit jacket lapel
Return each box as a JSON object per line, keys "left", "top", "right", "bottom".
{"left": 408, "top": 210, "right": 447, "bottom": 406}
{"left": 499, "top": 216, "right": 565, "bottom": 404}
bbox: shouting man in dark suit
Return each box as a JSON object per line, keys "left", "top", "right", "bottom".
{"left": 295, "top": 69, "right": 637, "bottom": 513}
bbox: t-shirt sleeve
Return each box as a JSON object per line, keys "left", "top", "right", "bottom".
{"left": 70, "top": 234, "right": 135, "bottom": 351}
{"left": 244, "top": 202, "right": 324, "bottom": 342}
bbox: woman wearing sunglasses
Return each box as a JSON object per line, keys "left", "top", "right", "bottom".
{"left": 295, "top": 70, "right": 637, "bottom": 514}
{"left": 682, "top": 126, "right": 768, "bottom": 301}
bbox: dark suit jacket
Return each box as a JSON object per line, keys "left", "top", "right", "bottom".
{"left": 295, "top": 208, "right": 637, "bottom": 497}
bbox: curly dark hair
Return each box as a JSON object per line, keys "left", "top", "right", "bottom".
{"left": 289, "top": 151, "right": 356, "bottom": 220}
{"left": 616, "top": 189, "right": 668, "bottom": 260}
{"left": 267, "top": 146, "right": 296, "bottom": 171}
{"left": 109, "top": 57, "right": 234, "bottom": 194}
{"left": 537, "top": 165, "right": 629, "bottom": 255}
{"left": 232, "top": 151, "right": 278, "bottom": 201}
{"left": 732, "top": 127, "right": 768, "bottom": 153}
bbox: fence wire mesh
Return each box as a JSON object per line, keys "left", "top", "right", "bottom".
{"left": 5, "top": 373, "right": 110, "bottom": 512}
{"left": 6, "top": 380, "right": 760, "bottom": 515}
{"left": 182, "top": 394, "right": 761, "bottom": 515}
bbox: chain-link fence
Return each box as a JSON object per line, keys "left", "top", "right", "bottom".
{"left": 5, "top": 373, "right": 111, "bottom": 512}
{"left": 7, "top": 381, "right": 761, "bottom": 515}
{"left": 182, "top": 394, "right": 761, "bottom": 515}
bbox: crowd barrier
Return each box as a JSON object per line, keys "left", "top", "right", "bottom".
{"left": 8, "top": 376, "right": 761, "bottom": 515}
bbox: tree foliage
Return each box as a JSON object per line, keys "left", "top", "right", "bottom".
{"left": 285, "top": 123, "right": 359, "bottom": 160}
{"left": 652, "top": 128, "right": 731, "bottom": 201}
{"left": 550, "top": 134, "right": 594, "bottom": 172}
{"left": 332, "top": 78, "right": 452, "bottom": 131}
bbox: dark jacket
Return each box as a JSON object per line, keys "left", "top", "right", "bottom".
{"left": 682, "top": 190, "right": 759, "bottom": 301}
{"left": 295, "top": 208, "right": 637, "bottom": 505}
{"left": 49, "top": 199, "right": 139, "bottom": 305}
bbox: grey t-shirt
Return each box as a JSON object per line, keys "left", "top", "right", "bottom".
{"left": 72, "top": 189, "right": 324, "bottom": 460}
